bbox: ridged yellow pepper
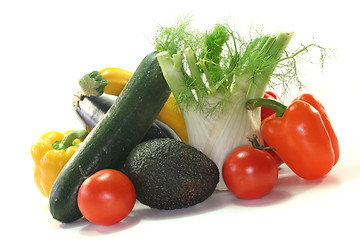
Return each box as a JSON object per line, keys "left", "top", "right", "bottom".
{"left": 79, "top": 67, "right": 188, "bottom": 143}
{"left": 31, "top": 130, "right": 88, "bottom": 197}
{"left": 99, "top": 67, "right": 133, "bottom": 95}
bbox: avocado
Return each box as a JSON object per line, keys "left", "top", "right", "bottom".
{"left": 122, "top": 138, "right": 219, "bottom": 210}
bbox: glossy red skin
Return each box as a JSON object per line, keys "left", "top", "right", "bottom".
{"left": 266, "top": 145, "right": 284, "bottom": 167}
{"left": 293, "top": 93, "right": 339, "bottom": 165}
{"left": 223, "top": 145, "right": 279, "bottom": 200}
{"left": 261, "top": 91, "right": 282, "bottom": 122}
{"left": 261, "top": 91, "right": 284, "bottom": 166}
{"left": 77, "top": 169, "right": 136, "bottom": 225}
{"left": 261, "top": 100, "right": 335, "bottom": 179}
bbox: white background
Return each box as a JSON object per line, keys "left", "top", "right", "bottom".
{"left": 1, "top": 0, "right": 359, "bottom": 239}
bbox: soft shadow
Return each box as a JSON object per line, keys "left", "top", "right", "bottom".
{"left": 131, "top": 191, "right": 233, "bottom": 221}
{"left": 277, "top": 174, "right": 323, "bottom": 188}
{"left": 56, "top": 214, "right": 141, "bottom": 236}
{"left": 276, "top": 172, "right": 341, "bottom": 194}
{"left": 51, "top": 191, "right": 233, "bottom": 234}
{"left": 230, "top": 170, "right": 342, "bottom": 207}
{"left": 231, "top": 189, "right": 292, "bottom": 207}
{"left": 58, "top": 217, "right": 90, "bottom": 229}
{"left": 79, "top": 215, "right": 141, "bottom": 236}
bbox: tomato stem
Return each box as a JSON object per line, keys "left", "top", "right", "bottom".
{"left": 249, "top": 134, "right": 276, "bottom": 151}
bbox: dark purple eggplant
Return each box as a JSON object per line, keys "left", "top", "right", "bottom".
{"left": 72, "top": 92, "right": 180, "bottom": 141}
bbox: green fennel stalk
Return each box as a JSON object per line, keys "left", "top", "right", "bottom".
{"left": 154, "top": 18, "right": 327, "bottom": 190}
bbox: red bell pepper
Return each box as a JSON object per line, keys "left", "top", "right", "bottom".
{"left": 247, "top": 93, "right": 339, "bottom": 179}
{"left": 293, "top": 93, "right": 340, "bottom": 165}
{"left": 261, "top": 91, "right": 284, "bottom": 166}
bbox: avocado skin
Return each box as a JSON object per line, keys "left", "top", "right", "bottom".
{"left": 123, "top": 138, "right": 219, "bottom": 210}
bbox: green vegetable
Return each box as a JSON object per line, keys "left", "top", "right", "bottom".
{"left": 154, "top": 17, "right": 328, "bottom": 190}
{"left": 122, "top": 138, "right": 219, "bottom": 210}
{"left": 72, "top": 92, "right": 180, "bottom": 141}
{"left": 49, "top": 51, "right": 171, "bottom": 223}
{"left": 78, "top": 70, "right": 108, "bottom": 96}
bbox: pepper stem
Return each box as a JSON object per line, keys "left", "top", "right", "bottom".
{"left": 53, "top": 129, "right": 88, "bottom": 150}
{"left": 246, "top": 98, "right": 287, "bottom": 117}
{"left": 79, "top": 71, "right": 108, "bottom": 96}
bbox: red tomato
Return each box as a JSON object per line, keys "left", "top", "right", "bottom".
{"left": 77, "top": 169, "right": 136, "bottom": 225}
{"left": 222, "top": 145, "right": 278, "bottom": 199}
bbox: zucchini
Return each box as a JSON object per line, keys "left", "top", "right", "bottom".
{"left": 49, "top": 51, "right": 171, "bottom": 223}
{"left": 72, "top": 92, "right": 180, "bottom": 140}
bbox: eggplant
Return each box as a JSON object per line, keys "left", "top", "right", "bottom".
{"left": 72, "top": 92, "right": 181, "bottom": 141}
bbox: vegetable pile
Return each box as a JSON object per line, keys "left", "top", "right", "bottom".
{"left": 30, "top": 17, "right": 339, "bottom": 226}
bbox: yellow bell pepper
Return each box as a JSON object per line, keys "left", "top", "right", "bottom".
{"left": 79, "top": 67, "right": 188, "bottom": 143}
{"left": 31, "top": 129, "right": 88, "bottom": 197}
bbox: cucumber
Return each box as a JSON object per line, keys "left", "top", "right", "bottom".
{"left": 49, "top": 51, "right": 171, "bottom": 223}
{"left": 72, "top": 93, "right": 180, "bottom": 141}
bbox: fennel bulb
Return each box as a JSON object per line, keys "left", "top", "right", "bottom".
{"left": 154, "top": 18, "right": 328, "bottom": 190}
